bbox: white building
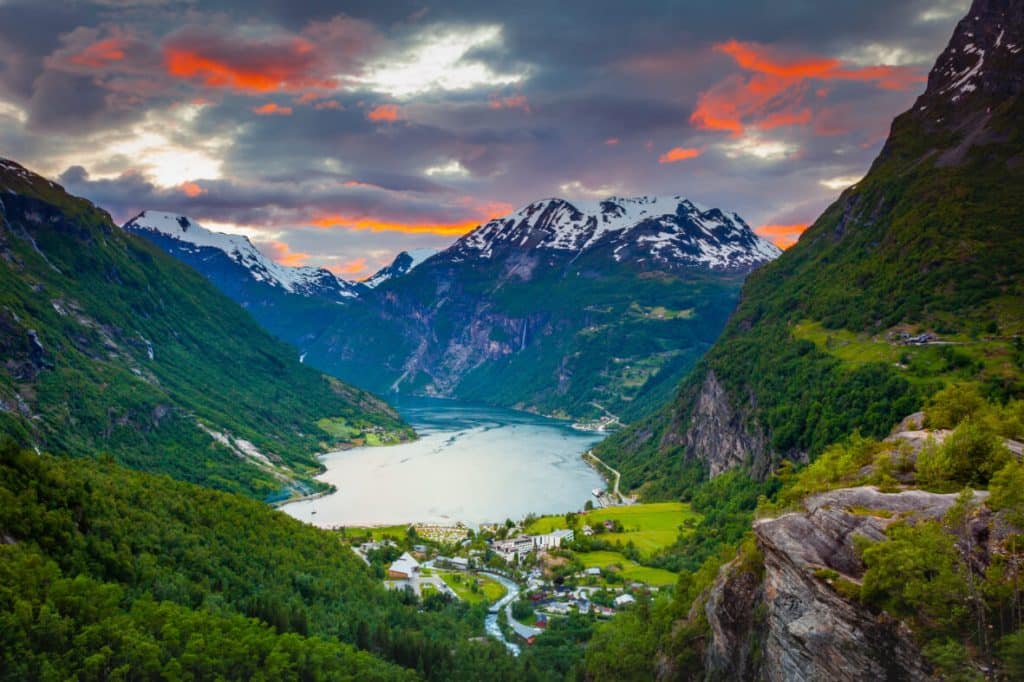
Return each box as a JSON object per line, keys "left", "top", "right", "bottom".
{"left": 388, "top": 552, "right": 420, "bottom": 580}
{"left": 613, "top": 593, "right": 636, "bottom": 608}
{"left": 531, "top": 528, "right": 574, "bottom": 550}
{"left": 492, "top": 536, "right": 535, "bottom": 563}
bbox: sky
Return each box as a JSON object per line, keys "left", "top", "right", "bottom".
{"left": 0, "top": 0, "right": 968, "bottom": 279}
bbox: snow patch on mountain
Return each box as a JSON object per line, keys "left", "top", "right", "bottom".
{"left": 363, "top": 248, "right": 438, "bottom": 288}
{"left": 124, "top": 211, "right": 361, "bottom": 299}
{"left": 452, "top": 196, "right": 780, "bottom": 271}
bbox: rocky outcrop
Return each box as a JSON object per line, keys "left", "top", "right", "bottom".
{"left": 677, "top": 370, "right": 776, "bottom": 479}
{"left": 705, "top": 486, "right": 991, "bottom": 681}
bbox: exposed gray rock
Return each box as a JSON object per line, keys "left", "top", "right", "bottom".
{"left": 704, "top": 487, "right": 992, "bottom": 681}
{"left": 704, "top": 557, "right": 766, "bottom": 681}
{"left": 679, "top": 370, "right": 776, "bottom": 479}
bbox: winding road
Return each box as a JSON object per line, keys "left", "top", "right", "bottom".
{"left": 481, "top": 571, "right": 541, "bottom": 655}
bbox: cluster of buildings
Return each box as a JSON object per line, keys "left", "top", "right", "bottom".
{"left": 491, "top": 528, "right": 574, "bottom": 563}
{"left": 414, "top": 523, "right": 470, "bottom": 544}
{"left": 526, "top": 585, "right": 637, "bottom": 621}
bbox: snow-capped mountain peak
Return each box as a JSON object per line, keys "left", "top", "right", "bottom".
{"left": 451, "top": 195, "right": 780, "bottom": 271}
{"left": 123, "top": 211, "right": 361, "bottom": 300}
{"left": 363, "top": 248, "right": 438, "bottom": 288}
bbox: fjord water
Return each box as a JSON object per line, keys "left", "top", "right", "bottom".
{"left": 280, "top": 398, "right": 607, "bottom": 527}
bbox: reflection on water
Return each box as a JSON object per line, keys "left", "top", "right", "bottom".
{"left": 280, "top": 397, "right": 606, "bottom": 527}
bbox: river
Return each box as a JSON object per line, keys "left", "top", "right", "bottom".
{"left": 280, "top": 397, "right": 607, "bottom": 527}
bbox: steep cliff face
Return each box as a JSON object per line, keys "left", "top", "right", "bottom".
{"left": 675, "top": 370, "right": 776, "bottom": 479}
{"left": 704, "top": 486, "right": 994, "bottom": 681}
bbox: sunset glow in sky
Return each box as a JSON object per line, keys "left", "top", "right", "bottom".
{"left": 0, "top": 0, "right": 968, "bottom": 278}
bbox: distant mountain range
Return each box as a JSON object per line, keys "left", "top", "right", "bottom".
{"left": 130, "top": 195, "right": 779, "bottom": 421}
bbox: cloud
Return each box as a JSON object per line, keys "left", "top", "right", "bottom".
{"left": 756, "top": 222, "right": 808, "bottom": 248}
{"left": 180, "top": 181, "right": 205, "bottom": 197}
{"left": 355, "top": 24, "right": 527, "bottom": 98}
{"left": 559, "top": 179, "right": 622, "bottom": 198}
{"left": 366, "top": 103, "right": 400, "bottom": 121}
{"left": 161, "top": 16, "right": 379, "bottom": 96}
{"left": 604, "top": 137, "right": 619, "bottom": 146}
{"left": 722, "top": 135, "right": 796, "bottom": 160}
{"left": 261, "top": 239, "right": 310, "bottom": 266}
{"left": 424, "top": 160, "right": 469, "bottom": 176}
{"left": 690, "top": 39, "right": 925, "bottom": 138}
{"left": 488, "top": 94, "right": 530, "bottom": 112}
{"left": 253, "top": 102, "right": 293, "bottom": 116}
{"left": 67, "top": 36, "right": 127, "bottom": 67}
{"left": 658, "top": 146, "right": 702, "bottom": 163}
{"left": 164, "top": 34, "right": 328, "bottom": 93}
{"left": 327, "top": 257, "right": 368, "bottom": 276}
{"left": 308, "top": 214, "right": 502, "bottom": 236}
{"left": 818, "top": 174, "right": 862, "bottom": 190}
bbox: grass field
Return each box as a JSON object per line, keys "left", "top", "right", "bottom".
{"left": 526, "top": 502, "right": 699, "bottom": 556}
{"left": 438, "top": 571, "right": 506, "bottom": 605}
{"left": 576, "top": 551, "right": 678, "bottom": 587}
{"left": 340, "top": 525, "right": 409, "bottom": 542}
{"left": 792, "top": 320, "right": 1019, "bottom": 387}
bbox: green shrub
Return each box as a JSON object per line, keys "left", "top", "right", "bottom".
{"left": 925, "top": 383, "right": 987, "bottom": 429}
{"left": 942, "top": 419, "right": 1011, "bottom": 486}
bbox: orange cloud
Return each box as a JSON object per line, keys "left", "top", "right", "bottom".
{"left": 179, "top": 181, "right": 205, "bottom": 197}
{"left": 756, "top": 223, "right": 808, "bottom": 249}
{"left": 262, "top": 240, "right": 310, "bottom": 267}
{"left": 604, "top": 137, "right": 620, "bottom": 146}
{"left": 658, "top": 147, "right": 702, "bottom": 163}
{"left": 367, "top": 104, "right": 400, "bottom": 121}
{"left": 69, "top": 37, "right": 128, "bottom": 67}
{"left": 690, "top": 40, "right": 924, "bottom": 138}
{"left": 327, "top": 258, "right": 368, "bottom": 276}
{"left": 488, "top": 94, "right": 530, "bottom": 112}
{"left": 310, "top": 215, "right": 489, "bottom": 236}
{"left": 252, "top": 102, "right": 293, "bottom": 115}
{"left": 757, "top": 108, "right": 812, "bottom": 130}
{"left": 310, "top": 202, "right": 511, "bottom": 236}
{"left": 164, "top": 35, "right": 335, "bottom": 93}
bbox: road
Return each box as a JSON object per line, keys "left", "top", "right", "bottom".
{"left": 481, "top": 571, "right": 541, "bottom": 655}
{"left": 586, "top": 450, "right": 622, "bottom": 502}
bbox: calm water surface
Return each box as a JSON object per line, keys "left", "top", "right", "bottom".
{"left": 280, "top": 398, "right": 607, "bottom": 527}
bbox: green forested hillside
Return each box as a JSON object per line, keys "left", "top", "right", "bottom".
{"left": 0, "top": 158, "right": 412, "bottom": 499}
{"left": 599, "top": 9, "right": 1024, "bottom": 498}
{"left": 0, "top": 443, "right": 522, "bottom": 680}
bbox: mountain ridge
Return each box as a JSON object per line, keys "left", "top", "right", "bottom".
{"left": 0, "top": 158, "right": 411, "bottom": 499}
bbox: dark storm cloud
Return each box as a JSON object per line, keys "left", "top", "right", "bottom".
{"left": 0, "top": 0, "right": 969, "bottom": 275}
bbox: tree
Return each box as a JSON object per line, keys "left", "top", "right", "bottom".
{"left": 943, "top": 419, "right": 1010, "bottom": 486}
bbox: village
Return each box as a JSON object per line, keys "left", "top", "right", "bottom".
{"left": 339, "top": 496, "right": 697, "bottom": 653}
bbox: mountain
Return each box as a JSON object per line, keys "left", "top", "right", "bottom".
{"left": 125, "top": 210, "right": 365, "bottom": 301}
{"left": 303, "top": 196, "right": 780, "bottom": 421}
{"left": 363, "top": 248, "right": 438, "bottom": 288}
{"left": 0, "top": 159, "right": 411, "bottom": 500}
{"left": 582, "top": 1, "right": 1024, "bottom": 677}
{"left": 599, "top": 0, "right": 1024, "bottom": 498}
{"left": 124, "top": 210, "right": 369, "bottom": 352}
{"left": 449, "top": 196, "right": 779, "bottom": 270}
